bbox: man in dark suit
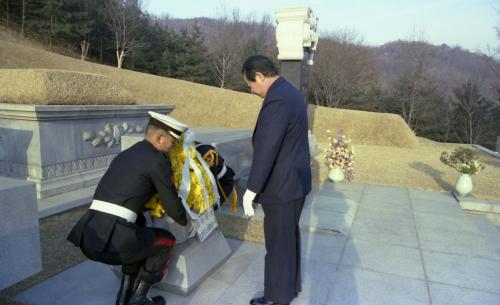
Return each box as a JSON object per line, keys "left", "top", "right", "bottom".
{"left": 67, "top": 112, "right": 190, "bottom": 305}
{"left": 241, "top": 55, "right": 312, "bottom": 305}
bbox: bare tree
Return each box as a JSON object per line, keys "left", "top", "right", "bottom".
{"left": 105, "top": 0, "right": 143, "bottom": 69}
{"left": 204, "top": 7, "right": 244, "bottom": 88}
{"left": 205, "top": 6, "right": 274, "bottom": 89}
{"left": 481, "top": 14, "right": 500, "bottom": 86}
{"left": 21, "top": 0, "right": 28, "bottom": 38}
{"left": 77, "top": 0, "right": 98, "bottom": 61}
{"left": 388, "top": 33, "right": 435, "bottom": 130}
{"left": 443, "top": 97, "right": 454, "bottom": 142}
{"left": 310, "top": 30, "right": 379, "bottom": 108}
{"left": 451, "top": 80, "right": 491, "bottom": 144}
{"left": 244, "top": 12, "right": 275, "bottom": 55}
{"left": 80, "top": 39, "right": 90, "bottom": 60}
{"left": 4, "top": 0, "right": 9, "bottom": 26}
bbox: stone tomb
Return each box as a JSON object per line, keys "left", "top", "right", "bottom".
{"left": 0, "top": 103, "right": 175, "bottom": 217}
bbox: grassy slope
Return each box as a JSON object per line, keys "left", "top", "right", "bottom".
{"left": 312, "top": 142, "right": 500, "bottom": 200}
{"left": 0, "top": 30, "right": 417, "bottom": 148}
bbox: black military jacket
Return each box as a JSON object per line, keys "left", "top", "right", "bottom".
{"left": 67, "top": 140, "right": 186, "bottom": 253}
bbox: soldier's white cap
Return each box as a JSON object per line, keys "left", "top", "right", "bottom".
{"left": 148, "top": 111, "right": 188, "bottom": 139}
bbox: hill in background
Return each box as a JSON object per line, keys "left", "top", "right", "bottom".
{"left": 0, "top": 29, "right": 418, "bottom": 148}
{"left": 376, "top": 41, "right": 499, "bottom": 101}
{"left": 0, "top": 28, "right": 499, "bottom": 201}
{"left": 160, "top": 17, "right": 499, "bottom": 102}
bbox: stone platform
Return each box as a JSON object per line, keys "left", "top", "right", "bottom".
{"left": 16, "top": 182, "right": 500, "bottom": 305}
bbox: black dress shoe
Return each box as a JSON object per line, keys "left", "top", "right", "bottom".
{"left": 249, "top": 296, "right": 289, "bottom": 305}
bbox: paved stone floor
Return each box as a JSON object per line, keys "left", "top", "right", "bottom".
{"left": 15, "top": 183, "right": 500, "bottom": 305}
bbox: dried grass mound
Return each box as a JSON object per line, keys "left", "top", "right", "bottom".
{"left": 0, "top": 69, "right": 136, "bottom": 105}
{"left": 310, "top": 105, "right": 418, "bottom": 148}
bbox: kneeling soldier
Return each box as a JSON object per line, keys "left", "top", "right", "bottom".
{"left": 67, "top": 112, "right": 190, "bottom": 305}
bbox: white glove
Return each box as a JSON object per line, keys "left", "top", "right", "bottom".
{"left": 242, "top": 189, "right": 256, "bottom": 217}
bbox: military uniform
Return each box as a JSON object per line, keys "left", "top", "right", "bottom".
{"left": 195, "top": 143, "right": 235, "bottom": 206}
{"left": 68, "top": 138, "right": 187, "bottom": 305}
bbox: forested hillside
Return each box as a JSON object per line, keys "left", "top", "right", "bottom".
{"left": 0, "top": 0, "right": 498, "bottom": 148}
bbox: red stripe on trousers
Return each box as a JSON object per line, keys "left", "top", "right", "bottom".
{"left": 153, "top": 237, "right": 176, "bottom": 277}
{"left": 153, "top": 237, "right": 176, "bottom": 248}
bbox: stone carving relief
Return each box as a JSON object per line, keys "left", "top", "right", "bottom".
{"left": 0, "top": 154, "right": 117, "bottom": 179}
{"left": 83, "top": 122, "right": 143, "bottom": 148}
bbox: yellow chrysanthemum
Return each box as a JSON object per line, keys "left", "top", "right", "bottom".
{"left": 145, "top": 135, "right": 217, "bottom": 217}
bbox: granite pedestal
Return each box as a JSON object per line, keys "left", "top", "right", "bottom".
{"left": 0, "top": 177, "right": 42, "bottom": 290}
{"left": 156, "top": 230, "right": 231, "bottom": 295}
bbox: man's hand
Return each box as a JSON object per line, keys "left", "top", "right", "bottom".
{"left": 242, "top": 189, "right": 256, "bottom": 217}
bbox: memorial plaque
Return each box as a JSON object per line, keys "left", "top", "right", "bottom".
{"left": 195, "top": 207, "right": 218, "bottom": 242}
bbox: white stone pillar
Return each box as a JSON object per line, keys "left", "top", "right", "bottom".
{"left": 275, "top": 6, "right": 318, "bottom": 65}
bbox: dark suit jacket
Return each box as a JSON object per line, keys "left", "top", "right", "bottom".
{"left": 247, "top": 77, "right": 312, "bottom": 204}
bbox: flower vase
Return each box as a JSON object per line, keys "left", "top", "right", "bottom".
{"left": 328, "top": 167, "right": 345, "bottom": 182}
{"left": 454, "top": 174, "right": 473, "bottom": 197}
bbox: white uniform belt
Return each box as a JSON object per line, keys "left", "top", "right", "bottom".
{"left": 89, "top": 200, "right": 138, "bottom": 223}
{"left": 217, "top": 164, "right": 227, "bottom": 179}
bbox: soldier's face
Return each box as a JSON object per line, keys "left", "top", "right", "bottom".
{"left": 244, "top": 73, "right": 266, "bottom": 98}
{"left": 158, "top": 132, "right": 175, "bottom": 152}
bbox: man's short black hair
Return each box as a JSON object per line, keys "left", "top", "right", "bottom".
{"left": 241, "top": 55, "right": 278, "bottom": 82}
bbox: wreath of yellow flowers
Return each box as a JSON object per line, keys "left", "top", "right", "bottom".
{"left": 145, "top": 134, "right": 217, "bottom": 218}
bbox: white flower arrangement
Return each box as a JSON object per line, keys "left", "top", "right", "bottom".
{"left": 324, "top": 130, "right": 355, "bottom": 181}
{"left": 440, "top": 147, "right": 485, "bottom": 175}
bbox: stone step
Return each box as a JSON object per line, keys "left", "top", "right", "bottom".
{"left": 38, "top": 185, "right": 95, "bottom": 218}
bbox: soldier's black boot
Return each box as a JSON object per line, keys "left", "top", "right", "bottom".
{"left": 127, "top": 280, "right": 165, "bottom": 305}
{"left": 116, "top": 273, "right": 132, "bottom": 305}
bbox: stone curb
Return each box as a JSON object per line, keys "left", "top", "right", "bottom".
{"left": 472, "top": 144, "right": 500, "bottom": 159}
{"left": 452, "top": 191, "right": 500, "bottom": 214}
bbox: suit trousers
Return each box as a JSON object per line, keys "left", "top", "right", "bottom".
{"left": 262, "top": 198, "right": 305, "bottom": 304}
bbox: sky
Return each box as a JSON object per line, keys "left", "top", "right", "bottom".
{"left": 144, "top": 0, "right": 499, "bottom": 54}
